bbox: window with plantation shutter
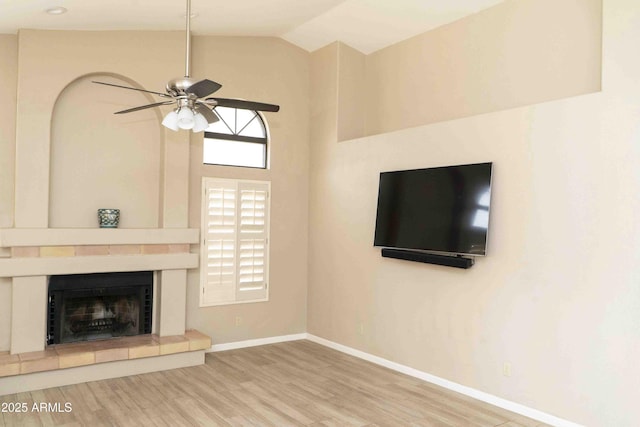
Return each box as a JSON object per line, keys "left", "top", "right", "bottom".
{"left": 201, "top": 178, "right": 270, "bottom": 306}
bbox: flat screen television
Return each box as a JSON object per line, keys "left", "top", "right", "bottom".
{"left": 373, "top": 162, "right": 493, "bottom": 256}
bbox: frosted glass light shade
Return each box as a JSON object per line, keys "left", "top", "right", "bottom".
{"left": 161, "top": 110, "right": 180, "bottom": 131}
{"left": 192, "top": 112, "right": 209, "bottom": 132}
{"left": 162, "top": 108, "right": 208, "bottom": 133}
{"left": 177, "top": 108, "right": 195, "bottom": 130}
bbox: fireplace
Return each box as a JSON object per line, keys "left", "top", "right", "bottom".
{"left": 47, "top": 271, "right": 153, "bottom": 345}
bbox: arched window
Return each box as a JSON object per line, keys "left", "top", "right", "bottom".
{"left": 203, "top": 106, "right": 268, "bottom": 169}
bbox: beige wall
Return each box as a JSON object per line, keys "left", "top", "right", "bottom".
{"left": 337, "top": 43, "right": 366, "bottom": 142}
{"left": 50, "top": 74, "right": 162, "bottom": 228}
{"left": 0, "top": 35, "right": 16, "bottom": 229}
{"left": 186, "top": 36, "right": 310, "bottom": 343}
{"left": 13, "top": 30, "right": 185, "bottom": 228}
{"left": 363, "top": 0, "right": 602, "bottom": 136}
{"left": 308, "top": 0, "right": 640, "bottom": 425}
{"left": 0, "top": 34, "right": 17, "bottom": 351}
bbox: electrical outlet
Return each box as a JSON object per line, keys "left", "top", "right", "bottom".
{"left": 503, "top": 362, "right": 512, "bottom": 377}
{"left": 235, "top": 316, "right": 242, "bottom": 326}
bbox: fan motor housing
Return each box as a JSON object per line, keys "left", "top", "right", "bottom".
{"left": 167, "top": 76, "right": 199, "bottom": 96}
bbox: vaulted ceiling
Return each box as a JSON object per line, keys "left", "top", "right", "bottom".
{"left": 0, "top": 0, "right": 504, "bottom": 54}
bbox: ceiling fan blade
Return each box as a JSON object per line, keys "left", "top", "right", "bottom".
{"left": 207, "top": 97, "right": 280, "bottom": 112}
{"left": 93, "top": 81, "right": 172, "bottom": 98}
{"left": 195, "top": 103, "right": 219, "bottom": 124}
{"left": 114, "top": 101, "right": 176, "bottom": 114}
{"left": 185, "top": 79, "right": 222, "bottom": 98}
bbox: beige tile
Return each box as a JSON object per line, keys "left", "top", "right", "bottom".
{"left": 119, "top": 334, "right": 157, "bottom": 346}
{"left": 0, "top": 352, "right": 21, "bottom": 376}
{"left": 127, "top": 334, "right": 160, "bottom": 359}
{"left": 155, "top": 335, "right": 185, "bottom": 343}
{"left": 58, "top": 351, "right": 95, "bottom": 369}
{"left": 55, "top": 344, "right": 95, "bottom": 369}
{"left": 141, "top": 244, "right": 170, "bottom": 254}
{"left": 128, "top": 342, "right": 160, "bottom": 359}
{"left": 184, "top": 329, "right": 212, "bottom": 351}
{"left": 109, "top": 245, "right": 141, "bottom": 255}
{"left": 11, "top": 246, "right": 40, "bottom": 258}
{"left": 40, "top": 246, "right": 75, "bottom": 257}
{"left": 20, "top": 353, "right": 59, "bottom": 374}
{"left": 168, "top": 244, "right": 190, "bottom": 253}
{"left": 18, "top": 349, "right": 58, "bottom": 362}
{"left": 89, "top": 337, "right": 132, "bottom": 362}
{"left": 53, "top": 341, "right": 95, "bottom": 354}
{"left": 0, "top": 353, "right": 20, "bottom": 363}
{"left": 75, "top": 245, "right": 110, "bottom": 256}
{"left": 157, "top": 336, "right": 190, "bottom": 355}
{"left": 90, "top": 338, "right": 128, "bottom": 350}
{"left": 95, "top": 347, "right": 129, "bottom": 364}
{"left": 0, "top": 361, "right": 20, "bottom": 377}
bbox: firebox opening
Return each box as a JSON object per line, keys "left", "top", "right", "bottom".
{"left": 48, "top": 271, "right": 153, "bottom": 345}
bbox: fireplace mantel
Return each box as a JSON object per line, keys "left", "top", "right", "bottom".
{"left": 0, "top": 228, "right": 199, "bottom": 278}
{"left": 0, "top": 228, "right": 199, "bottom": 247}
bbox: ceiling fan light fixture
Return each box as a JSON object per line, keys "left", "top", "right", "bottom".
{"left": 192, "top": 112, "right": 209, "bottom": 132}
{"left": 162, "top": 110, "right": 180, "bottom": 131}
{"left": 94, "top": 0, "right": 279, "bottom": 133}
{"left": 177, "top": 107, "right": 196, "bottom": 130}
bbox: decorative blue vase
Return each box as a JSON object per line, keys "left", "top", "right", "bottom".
{"left": 98, "top": 209, "right": 120, "bottom": 228}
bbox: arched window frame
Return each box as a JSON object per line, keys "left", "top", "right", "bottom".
{"left": 203, "top": 106, "right": 269, "bottom": 169}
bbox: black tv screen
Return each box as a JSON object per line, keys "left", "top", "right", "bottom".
{"left": 374, "top": 162, "right": 493, "bottom": 256}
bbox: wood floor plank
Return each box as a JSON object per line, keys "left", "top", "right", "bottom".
{"left": 0, "top": 340, "right": 547, "bottom": 427}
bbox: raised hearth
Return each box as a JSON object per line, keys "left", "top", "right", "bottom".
{"left": 0, "top": 330, "right": 211, "bottom": 395}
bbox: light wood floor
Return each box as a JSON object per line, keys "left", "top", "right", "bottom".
{"left": 1, "top": 340, "right": 549, "bottom": 427}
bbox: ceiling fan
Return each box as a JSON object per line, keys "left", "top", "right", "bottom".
{"left": 93, "top": 0, "right": 279, "bottom": 133}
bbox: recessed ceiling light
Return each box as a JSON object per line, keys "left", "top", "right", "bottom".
{"left": 45, "top": 6, "right": 68, "bottom": 15}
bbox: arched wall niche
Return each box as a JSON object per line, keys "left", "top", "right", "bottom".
{"left": 49, "top": 72, "right": 164, "bottom": 228}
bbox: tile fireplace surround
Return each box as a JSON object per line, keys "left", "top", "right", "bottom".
{"left": 0, "top": 228, "right": 209, "bottom": 395}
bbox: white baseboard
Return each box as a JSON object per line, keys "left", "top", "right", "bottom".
{"left": 207, "top": 333, "right": 307, "bottom": 352}
{"left": 305, "top": 334, "right": 583, "bottom": 427}
{"left": 207, "top": 332, "right": 581, "bottom": 427}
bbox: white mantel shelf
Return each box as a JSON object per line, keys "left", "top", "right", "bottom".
{"left": 0, "top": 228, "right": 200, "bottom": 277}
{"left": 0, "top": 253, "right": 198, "bottom": 278}
{"left": 0, "top": 228, "right": 200, "bottom": 248}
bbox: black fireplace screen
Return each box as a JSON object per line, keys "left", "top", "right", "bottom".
{"left": 48, "top": 271, "right": 153, "bottom": 345}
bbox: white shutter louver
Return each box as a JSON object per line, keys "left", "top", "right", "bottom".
{"left": 201, "top": 178, "right": 269, "bottom": 306}
{"left": 237, "top": 184, "right": 269, "bottom": 301}
{"left": 202, "top": 182, "right": 237, "bottom": 305}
